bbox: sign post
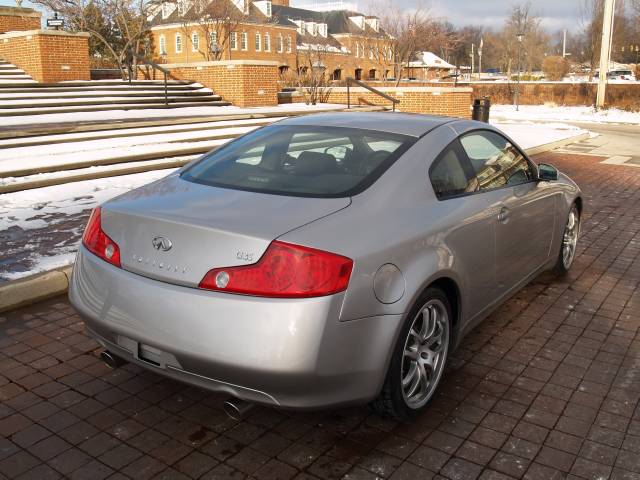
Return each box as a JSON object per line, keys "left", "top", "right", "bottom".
{"left": 46, "top": 12, "right": 64, "bottom": 30}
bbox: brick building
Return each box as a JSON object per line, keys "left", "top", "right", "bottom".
{"left": 148, "top": 0, "right": 394, "bottom": 81}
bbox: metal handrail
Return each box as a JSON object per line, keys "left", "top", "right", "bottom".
{"left": 133, "top": 54, "right": 172, "bottom": 106}
{"left": 346, "top": 77, "right": 400, "bottom": 111}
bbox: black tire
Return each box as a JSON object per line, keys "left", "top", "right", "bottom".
{"left": 553, "top": 203, "right": 580, "bottom": 275}
{"left": 371, "top": 287, "right": 452, "bottom": 420}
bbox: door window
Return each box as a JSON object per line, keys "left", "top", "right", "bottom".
{"left": 460, "top": 131, "right": 534, "bottom": 191}
{"left": 429, "top": 143, "right": 477, "bottom": 199}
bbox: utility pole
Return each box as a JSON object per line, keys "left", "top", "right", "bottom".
{"left": 515, "top": 32, "right": 524, "bottom": 111}
{"left": 562, "top": 30, "right": 567, "bottom": 58}
{"left": 596, "top": 0, "right": 616, "bottom": 109}
{"left": 470, "top": 43, "right": 475, "bottom": 80}
{"left": 478, "top": 37, "right": 483, "bottom": 80}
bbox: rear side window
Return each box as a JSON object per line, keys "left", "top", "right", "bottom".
{"left": 181, "top": 125, "right": 414, "bottom": 197}
{"left": 429, "top": 142, "right": 477, "bottom": 199}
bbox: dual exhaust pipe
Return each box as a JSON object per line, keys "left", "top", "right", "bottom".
{"left": 100, "top": 349, "right": 254, "bottom": 420}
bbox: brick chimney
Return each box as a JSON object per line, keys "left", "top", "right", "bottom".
{"left": 271, "top": 0, "right": 289, "bottom": 5}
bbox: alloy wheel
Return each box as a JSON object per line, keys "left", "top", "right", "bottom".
{"left": 401, "top": 299, "right": 449, "bottom": 409}
{"left": 562, "top": 207, "right": 580, "bottom": 270}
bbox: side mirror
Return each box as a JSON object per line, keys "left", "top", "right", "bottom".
{"left": 538, "top": 163, "right": 559, "bottom": 181}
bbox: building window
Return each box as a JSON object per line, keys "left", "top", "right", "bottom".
{"left": 241, "top": 32, "right": 248, "bottom": 50}
{"left": 255, "top": 32, "right": 261, "bottom": 51}
{"left": 277, "top": 34, "right": 283, "bottom": 53}
{"left": 210, "top": 31, "right": 217, "bottom": 49}
{"left": 369, "top": 46, "right": 373, "bottom": 59}
{"left": 192, "top": 33, "right": 199, "bottom": 52}
{"left": 286, "top": 35, "right": 292, "bottom": 53}
{"left": 230, "top": 32, "right": 237, "bottom": 50}
{"left": 355, "top": 43, "right": 360, "bottom": 57}
{"left": 159, "top": 35, "right": 167, "bottom": 55}
{"left": 264, "top": 32, "right": 271, "bottom": 51}
{"left": 175, "top": 33, "right": 182, "bottom": 53}
{"left": 161, "top": 2, "right": 171, "bottom": 19}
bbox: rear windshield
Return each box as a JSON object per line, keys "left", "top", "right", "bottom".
{"left": 181, "top": 125, "right": 415, "bottom": 197}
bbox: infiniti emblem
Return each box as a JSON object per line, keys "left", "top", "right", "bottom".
{"left": 152, "top": 236, "right": 173, "bottom": 252}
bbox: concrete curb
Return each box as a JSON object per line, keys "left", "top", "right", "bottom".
{"left": 0, "top": 129, "right": 590, "bottom": 314}
{"left": 0, "top": 266, "right": 73, "bottom": 314}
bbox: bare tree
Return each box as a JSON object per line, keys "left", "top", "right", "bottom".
{"left": 178, "top": 0, "right": 248, "bottom": 61}
{"left": 371, "top": 0, "right": 439, "bottom": 85}
{"left": 295, "top": 44, "right": 332, "bottom": 104}
{"left": 33, "top": 0, "right": 152, "bottom": 79}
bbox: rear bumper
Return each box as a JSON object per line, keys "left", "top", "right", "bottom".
{"left": 69, "top": 247, "right": 401, "bottom": 409}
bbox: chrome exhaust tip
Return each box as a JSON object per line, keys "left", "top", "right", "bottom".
{"left": 223, "top": 398, "right": 254, "bottom": 421}
{"left": 100, "top": 350, "right": 127, "bottom": 369}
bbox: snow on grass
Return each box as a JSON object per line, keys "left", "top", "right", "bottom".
{"left": 0, "top": 103, "right": 348, "bottom": 127}
{"left": 491, "top": 104, "right": 640, "bottom": 124}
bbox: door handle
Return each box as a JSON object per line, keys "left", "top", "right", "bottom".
{"left": 498, "top": 206, "right": 510, "bottom": 222}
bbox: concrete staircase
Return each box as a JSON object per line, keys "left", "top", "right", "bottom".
{"left": 0, "top": 59, "right": 231, "bottom": 115}
{"left": 0, "top": 59, "right": 36, "bottom": 83}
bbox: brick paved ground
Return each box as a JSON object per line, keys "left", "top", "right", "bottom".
{"left": 1, "top": 152, "right": 640, "bottom": 480}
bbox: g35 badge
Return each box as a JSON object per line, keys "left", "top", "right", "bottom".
{"left": 236, "top": 251, "right": 255, "bottom": 262}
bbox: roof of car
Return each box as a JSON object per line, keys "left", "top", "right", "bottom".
{"left": 277, "top": 112, "right": 457, "bottom": 137}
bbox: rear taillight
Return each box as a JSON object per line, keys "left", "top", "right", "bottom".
{"left": 82, "top": 207, "right": 121, "bottom": 268}
{"left": 199, "top": 241, "right": 353, "bottom": 298}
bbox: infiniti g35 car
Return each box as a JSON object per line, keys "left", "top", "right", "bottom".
{"left": 69, "top": 112, "right": 581, "bottom": 419}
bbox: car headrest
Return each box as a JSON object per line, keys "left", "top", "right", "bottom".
{"left": 295, "top": 151, "right": 338, "bottom": 176}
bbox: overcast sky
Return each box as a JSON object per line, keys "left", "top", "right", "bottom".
{"left": 429, "top": 0, "right": 578, "bottom": 32}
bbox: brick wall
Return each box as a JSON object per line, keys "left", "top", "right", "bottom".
{"left": 282, "top": 86, "right": 473, "bottom": 118}
{"left": 142, "top": 60, "right": 280, "bottom": 107}
{"left": 0, "top": 30, "right": 90, "bottom": 82}
{"left": 0, "top": 6, "right": 40, "bottom": 34}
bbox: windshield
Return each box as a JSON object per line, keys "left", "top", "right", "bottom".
{"left": 181, "top": 125, "right": 415, "bottom": 198}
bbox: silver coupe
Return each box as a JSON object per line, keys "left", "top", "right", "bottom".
{"left": 69, "top": 112, "right": 581, "bottom": 419}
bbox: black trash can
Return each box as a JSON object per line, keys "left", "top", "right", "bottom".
{"left": 472, "top": 97, "right": 491, "bottom": 123}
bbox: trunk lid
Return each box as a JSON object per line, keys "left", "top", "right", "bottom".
{"left": 101, "top": 174, "right": 350, "bottom": 286}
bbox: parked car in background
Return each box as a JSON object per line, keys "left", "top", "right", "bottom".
{"left": 70, "top": 113, "right": 582, "bottom": 419}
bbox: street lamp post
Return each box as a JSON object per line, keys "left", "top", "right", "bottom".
{"left": 515, "top": 32, "right": 524, "bottom": 111}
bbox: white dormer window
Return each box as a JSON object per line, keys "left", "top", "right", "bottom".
{"left": 348, "top": 15, "right": 365, "bottom": 30}
{"left": 254, "top": 1, "right": 272, "bottom": 17}
{"left": 305, "top": 21, "right": 316, "bottom": 36}
{"left": 177, "top": 0, "right": 185, "bottom": 15}
{"left": 365, "top": 17, "right": 380, "bottom": 32}
{"left": 318, "top": 23, "right": 328, "bottom": 37}
{"left": 161, "top": 2, "right": 173, "bottom": 19}
{"left": 231, "top": 0, "right": 248, "bottom": 14}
